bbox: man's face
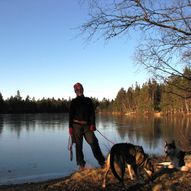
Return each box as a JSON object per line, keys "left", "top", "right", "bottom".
{"left": 74, "top": 83, "right": 84, "bottom": 96}
{"left": 75, "top": 87, "right": 84, "bottom": 96}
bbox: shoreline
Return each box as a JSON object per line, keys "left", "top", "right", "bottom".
{"left": 0, "top": 176, "right": 70, "bottom": 191}
{"left": 98, "top": 111, "right": 191, "bottom": 117}
{"left": 1, "top": 155, "right": 191, "bottom": 191}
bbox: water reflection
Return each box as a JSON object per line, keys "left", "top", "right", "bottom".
{"left": 0, "top": 114, "right": 68, "bottom": 137}
{"left": 0, "top": 113, "right": 190, "bottom": 185}
{"left": 0, "top": 114, "right": 72, "bottom": 185}
{"left": 0, "top": 115, "right": 3, "bottom": 135}
{"left": 97, "top": 114, "right": 191, "bottom": 153}
{"left": 162, "top": 116, "right": 191, "bottom": 151}
{"left": 0, "top": 113, "right": 190, "bottom": 150}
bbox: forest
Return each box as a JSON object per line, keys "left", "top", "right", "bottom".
{"left": 0, "top": 67, "right": 191, "bottom": 115}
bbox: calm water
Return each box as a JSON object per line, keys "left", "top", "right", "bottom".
{"left": 0, "top": 113, "right": 190, "bottom": 185}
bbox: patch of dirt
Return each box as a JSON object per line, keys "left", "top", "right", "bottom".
{"left": 0, "top": 156, "right": 191, "bottom": 191}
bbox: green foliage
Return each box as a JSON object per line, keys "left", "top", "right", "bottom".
{"left": 160, "top": 66, "right": 191, "bottom": 114}
{"left": 111, "top": 67, "right": 191, "bottom": 114}
{"left": 112, "top": 79, "right": 161, "bottom": 113}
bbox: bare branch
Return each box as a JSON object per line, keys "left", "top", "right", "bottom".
{"left": 80, "top": 0, "right": 191, "bottom": 100}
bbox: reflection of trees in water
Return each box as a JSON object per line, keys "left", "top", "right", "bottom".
{"left": 1, "top": 113, "right": 191, "bottom": 151}
{"left": 34, "top": 113, "right": 68, "bottom": 130}
{"left": 96, "top": 114, "right": 114, "bottom": 129}
{"left": 0, "top": 115, "right": 4, "bottom": 134}
{"left": 1, "top": 114, "right": 68, "bottom": 138}
{"left": 180, "top": 117, "right": 191, "bottom": 151}
{"left": 8, "top": 114, "right": 26, "bottom": 137}
{"left": 163, "top": 117, "right": 191, "bottom": 151}
{"left": 112, "top": 116, "right": 191, "bottom": 151}
{"left": 113, "top": 116, "right": 163, "bottom": 149}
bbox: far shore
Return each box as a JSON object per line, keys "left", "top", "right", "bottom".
{"left": 98, "top": 111, "right": 191, "bottom": 117}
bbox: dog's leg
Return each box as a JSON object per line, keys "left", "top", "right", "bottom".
{"left": 102, "top": 154, "right": 110, "bottom": 188}
{"left": 144, "top": 168, "right": 153, "bottom": 179}
{"left": 118, "top": 156, "right": 126, "bottom": 187}
{"left": 127, "top": 164, "right": 135, "bottom": 180}
{"left": 131, "top": 164, "right": 138, "bottom": 179}
{"left": 102, "top": 168, "right": 110, "bottom": 188}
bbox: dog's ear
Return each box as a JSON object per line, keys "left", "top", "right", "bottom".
{"left": 136, "top": 146, "right": 144, "bottom": 153}
{"left": 165, "top": 140, "right": 167, "bottom": 146}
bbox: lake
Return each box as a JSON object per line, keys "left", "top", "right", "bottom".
{"left": 0, "top": 113, "right": 190, "bottom": 185}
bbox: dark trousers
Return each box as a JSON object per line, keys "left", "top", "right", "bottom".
{"left": 73, "top": 123, "right": 105, "bottom": 167}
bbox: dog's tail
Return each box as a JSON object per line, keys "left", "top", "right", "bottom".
{"left": 110, "top": 147, "right": 125, "bottom": 184}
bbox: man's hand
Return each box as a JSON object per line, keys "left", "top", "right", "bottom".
{"left": 90, "top": 125, "right": 96, "bottom": 132}
{"left": 69, "top": 127, "right": 73, "bottom": 135}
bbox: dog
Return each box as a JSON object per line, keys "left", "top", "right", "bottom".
{"left": 164, "top": 140, "right": 186, "bottom": 168}
{"left": 102, "top": 143, "right": 154, "bottom": 188}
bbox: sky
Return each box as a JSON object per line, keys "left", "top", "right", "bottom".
{"left": 0, "top": 0, "right": 149, "bottom": 101}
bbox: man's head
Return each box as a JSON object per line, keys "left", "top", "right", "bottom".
{"left": 74, "top": 82, "right": 84, "bottom": 96}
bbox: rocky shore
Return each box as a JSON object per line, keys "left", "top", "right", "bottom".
{"left": 0, "top": 156, "right": 191, "bottom": 191}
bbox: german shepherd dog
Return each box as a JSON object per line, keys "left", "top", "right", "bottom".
{"left": 102, "top": 143, "right": 154, "bottom": 188}
{"left": 164, "top": 140, "right": 186, "bottom": 167}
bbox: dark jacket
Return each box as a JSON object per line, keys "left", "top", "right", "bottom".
{"left": 69, "top": 95, "right": 95, "bottom": 128}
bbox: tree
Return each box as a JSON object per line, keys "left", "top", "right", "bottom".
{"left": 114, "top": 88, "right": 128, "bottom": 113}
{"left": 0, "top": 92, "right": 4, "bottom": 113}
{"left": 81, "top": 0, "right": 191, "bottom": 98}
{"left": 16, "top": 90, "right": 22, "bottom": 100}
{"left": 160, "top": 66, "right": 191, "bottom": 113}
{"left": 133, "top": 82, "right": 141, "bottom": 111}
{"left": 98, "top": 98, "right": 112, "bottom": 112}
{"left": 126, "top": 87, "right": 134, "bottom": 111}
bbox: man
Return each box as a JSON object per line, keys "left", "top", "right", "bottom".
{"left": 69, "top": 82, "right": 105, "bottom": 170}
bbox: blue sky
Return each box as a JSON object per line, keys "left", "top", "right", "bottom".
{"left": 0, "top": 0, "right": 149, "bottom": 101}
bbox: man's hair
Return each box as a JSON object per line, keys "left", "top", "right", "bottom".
{"left": 74, "top": 82, "right": 83, "bottom": 93}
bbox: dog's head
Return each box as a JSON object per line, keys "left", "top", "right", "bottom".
{"left": 135, "top": 146, "right": 145, "bottom": 165}
{"left": 134, "top": 146, "right": 154, "bottom": 178}
{"left": 143, "top": 157, "right": 154, "bottom": 179}
{"left": 164, "top": 140, "right": 176, "bottom": 157}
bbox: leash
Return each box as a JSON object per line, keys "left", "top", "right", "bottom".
{"left": 68, "top": 135, "right": 73, "bottom": 161}
{"left": 96, "top": 129, "right": 115, "bottom": 145}
{"left": 68, "top": 129, "right": 115, "bottom": 161}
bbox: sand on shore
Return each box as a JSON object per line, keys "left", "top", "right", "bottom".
{"left": 0, "top": 156, "right": 191, "bottom": 191}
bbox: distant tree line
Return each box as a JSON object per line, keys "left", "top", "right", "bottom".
{"left": 98, "top": 66, "right": 191, "bottom": 114}
{"left": 0, "top": 67, "right": 191, "bottom": 114}
{"left": 0, "top": 90, "right": 70, "bottom": 114}
{"left": 103, "top": 66, "right": 191, "bottom": 114}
